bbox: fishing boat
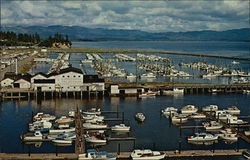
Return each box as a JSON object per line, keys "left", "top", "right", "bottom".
{"left": 135, "top": 113, "right": 145, "bottom": 122}
{"left": 82, "top": 108, "right": 101, "bottom": 115}
{"left": 224, "top": 106, "right": 240, "bottom": 115}
{"left": 83, "top": 123, "right": 108, "bottom": 129}
{"left": 171, "top": 114, "right": 188, "bottom": 124}
{"left": 202, "top": 105, "right": 218, "bottom": 112}
{"left": 161, "top": 107, "right": 178, "bottom": 116}
{"left": 33, "top": 112, "right": 56, "bottom": 122}
{"left": 130, "top": 149, "right": 165, "bottom": 160}
{"left": 162, "top": 88, "right": 184, "bottom": 95}
{"left": 181, "top": 105, "right": 198, "bottom": 114}
{"left": 20, "top": 131, "right": 43, "bottom": 141}
{"left": 203, "top": 121, "right": 223, "bottom": 130}
{"left": 78, "top": 149, "right": 116, "bottom": 160}
{"left": 138, "top": 91, "right": 159, "bottom": 98}
{"left": 55, "top": 116, "right": 74, "bottom": 124}
{"left": 111, "top": 124, "right": 130, "bottom": 132}
{"left": 189, "top": 113, "right": 206, "bottom": 119}
{"left": 187, "top": 133, "right": 218, "bottom": 142}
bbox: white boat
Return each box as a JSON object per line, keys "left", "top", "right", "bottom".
{"left": 83, "top": 123, "right": 108, "bottom": 129}
{"left": 203, "top": 121, "right": 223, "bottom": 130}
{"left": 138, "top": 91, "right": 159, "bottom": 98}
{"left": 111, "top": 124, "right": 130, "bottom": 132}
{"left": 242, "top": 150, "right": 250, "bottom": 159}
{"left": 217, "top": 133, "right": 238, "bottom": 141}
{"left": 68, "top": 111, "right": 75, "bottom": 117}
{"left": 202, "top": 105, "right": 218, "bottom": 112}
{"left": 79, "top": 149, "right": 116, "bottom": 160}
{"left": 190, "top": 113, "right": 206, "bottom": 119}
{"left": 49, "top": 127, "right": 75, "bottom": 134}
{"left": 140, "top": 73, "right": 156, "bottom": 79}
{"left": 130, "top": 149, "right": 165, "bottom": 160}
{"left": 162, "top": 88, "right": 184, "bottom": 95}
{"left": 187, "top": 133, "right": 218, "bottom": 142}
{"left": 55, "top": 116, "right": 74, "bottom": 124}
{"left": 33, "top": 112, "right": 56, "bottom": 122}
{"left": 226, "top": 117, "right": 248, "bottom": 125}
{"left": 20, "top": 131, "right": 43, "bottom": 141}
{"left": 48, "top": 132, "right": 76, "bottom": 140}
{"left": 245, "top": 130, "right": 250, "bottom": 136}
{"left": 181, "top": 105, "right": 198, "bottom": 114}
{"left": 224, "top": 106, "right": 240, "bottom": 115}
{"left": 82, "top": 108, "right": 101, "bottom": 115}
{"left": 85, "top": 135, "right": 107, "bottom": 143}
{"left": 171, "top": 114, "right": 188, "bottom": 123}
{"left": 243, "top": 90, "right": 250, "bottom": 94}
{"left": 29, "top": 120, "right": 52, "bottom": 132}
{"left": 82, "top": 114, "right": 104, "bottom": 123}
{"left": 231, "top": 61, "right": 240, "bottom": 65}
{"left": 127, "top": 73, "right": 136, "bottom": 79}
{"left": 52, "top": 139, "right": 72, "bottom": 144}
{"left": 161, "top": 107, "right": 178, "bottom": 116}
{"left": 135, "top": 113, "right": 145, "bottom": 122}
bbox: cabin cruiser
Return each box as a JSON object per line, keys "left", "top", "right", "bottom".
{"left": 29, "top": 120, "right": 52, "bottom": 132}
{"left": 20, "top": 131, "right": 43, "bottom": 141}
{"left": 111, "top": 124, "right": 130, "bottom": 132}
{"left": 55, "top": 116, "right": 74, "bottom": 124}
{"left": 33, "top": 112, "right": 56, "bottom": 122}
{"left": 187, "top": 133, "right": 218, "bottom": 142}
{"left": 181, "top": 105, "right": 198, "bottom": 114}
{"left": 171, "top": 114, "right": 188, "bottom": 124}
{"left": 82, "top": 108, "right": 101, "bottom": 115}
{"left": 83, "top": 123, "right": 108, "bottom": 129}
{"left": 130, "top": 149, "right": 165, "bottom": 160}
{"left": 216, "top": 129, "right": 238, "bottom": 141}
{"left": 79, "top": 149, "right": 116, "bottom": 160}
{"left": 161, "top": 107, "right": 178, "bottom": 116}
{"left": 138, "top": 91, "right": 159, "bottom": 98}
{"left": 49, "top": 127, "right": 75, "bottom": 134}
{"left": 162, "top": 88, "right": 184, "bottom": 95}
{"left": 203, "top": 121, "right": 223, "bottom": 130}
{"left": 189, "top": 113, "right": 206, "bottom": 119}
{"left": 135, "top": 113, "right": 146, "bottom": 122}
{"left": 202, "top": 105, "right": 218, "bottom": 112}
{"left": 224, "top": 106, "right": 240, "bottom": 115}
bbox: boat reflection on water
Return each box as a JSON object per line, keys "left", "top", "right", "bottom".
{"left": 23, "top": 142, "right": 43, "bottom": 148}
{"left": 223, "top": 140, "right": 238, "bottom": 145}
{"left": 52, "top": 142, "right": 73, "bottom": 147}
{"left": 188, "top": 140, "right": 218, "bottom": 146}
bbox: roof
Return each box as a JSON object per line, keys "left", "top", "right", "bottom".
{"left": 32, "top": 72, "right": 49, "bottom": 78}
{"left": 58, "top": 67, "right": 83, "bottom": 75}
{"left": 83, "top": 75, "right": 105, "bottom": 83}
{"left": 3, "top": 72, "right": 31, "bottom": 82}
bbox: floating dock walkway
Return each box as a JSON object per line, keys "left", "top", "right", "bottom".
{"left": 0, "top": 149, "right": 245, "bottom": 159}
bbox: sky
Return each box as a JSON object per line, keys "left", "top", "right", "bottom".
{"left": 1, "top": 0, "right": 249, "bottom": 32}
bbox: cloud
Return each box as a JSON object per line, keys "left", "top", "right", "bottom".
{"left": 1, "top": 0, "right": 249, "bottom": 32}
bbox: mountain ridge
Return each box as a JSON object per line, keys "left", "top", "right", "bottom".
{"left": 1, "top": 26, "right": 249, "bottom": 41}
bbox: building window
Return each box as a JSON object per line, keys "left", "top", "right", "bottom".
{"left": 49, "top": 87, "right": 51, "bottom": 89}
{"left": 67, "top": 76, "right": 70, "bottom": 78}
{"left": 4, "top": 83, "right": 6, "bottom": 84}
{"left": 73, "top": 75, "right": 76, "bottom": 77}
{"left": 68, "top": 87, "right": 70, "bottom": 89}
{"left": 62, "top": 87, "right": 64, "bottom": 89}
{"left": 74, "top": 87, "right": 76, "bottom": 89}
{"left": 62, "top": 75, "right": 65, "bottom": 78}
{"left": 78, "top": 75, "right": 81, "bottom": 77}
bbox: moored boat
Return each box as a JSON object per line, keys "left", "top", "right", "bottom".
{"left": 187, "top": 133, "right": 218, "bottom": 142}
{"left": 55, "top": 116, "right": 74, "bottom": 124}
{"left": 171, "top": 114, "right": 188, "bottom": 124}
{"left": 130, "top": 149, "right": 165, "bottom": 160}
{"left": 203, "top": 121, "right": 223, "bottom": 130}
{"left": 135, "top": 113, "right": 145, "bottom": 122}
{"left": 52, "top": 138, "right": 72, "bottom": 144}
{"left": 181, "top": 105, "right": 198, "bottom": 114}
{"left": 245, "top": 130, "right": 250, "bottom": 136}
{"left": 82, "top": 108, "right": 101, "bottom": 115}
{"left": 189, "top": 113, "right": 206, "bottom": 119}
{"left": 48, "top": 132, "right": 76, "bottom": 140}
{"left": 83, "top": 123, "right": 108, "bottom": 129}
{"left": 161, "top": 107, "right": 178, "bottom": 116}
{"left": 49, "top": 127, "right": 75, "bottom": 134}
{"left": 33, "top": 112, "right": 56, "bottom": 122}
{"left": 111, "top": 124, "right": 130, "bottom": 132}
{"left": 79, "top": 149, "right": 116, "bottom": 160}
{"left": 202, "top": 105, "right": 218, "bottom": 112}
{"left": 138, "top": 91, "right": 159, "bottom": 98}
{"left": 20, "top": 131, "right": 43, "bottom": 141}
{"left": 224, "top": 106, "right": 240, "bottom": 115}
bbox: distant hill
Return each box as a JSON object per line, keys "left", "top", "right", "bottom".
{"left": 1, "top": 25, "right": 249, "bottom": 41}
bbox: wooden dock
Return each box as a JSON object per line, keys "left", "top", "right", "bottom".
{"left": 74, "top": 107, "right": 85, "bottom": 154}
{"left": 0, "top": 149, "right": 245, "bottom": 159}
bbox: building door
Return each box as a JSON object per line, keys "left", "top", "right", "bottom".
{"left": 37, "top": 87, "right": 42, "bottom": 92}
{"left": 13, "top": 83, "right": 20, "bottom": 88}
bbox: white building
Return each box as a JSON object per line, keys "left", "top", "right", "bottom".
{"left": 1, "top": 78, "right": 14, "bottom": 88}
{"left": 82, "top": 75, "right": 105, "bottom": 92}
{"left": 14, "top": 79, "right": 31, "bottom": 89}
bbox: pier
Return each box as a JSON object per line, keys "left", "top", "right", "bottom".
{"left": 74, "top": 107, "right": 85, "bottom": 154}
{"left": 0, "top": 149, "right": 245, "bottom": 159}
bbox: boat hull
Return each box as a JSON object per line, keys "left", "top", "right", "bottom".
{"left": 131, "top": 154, "right": 165, "bottom": 160}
